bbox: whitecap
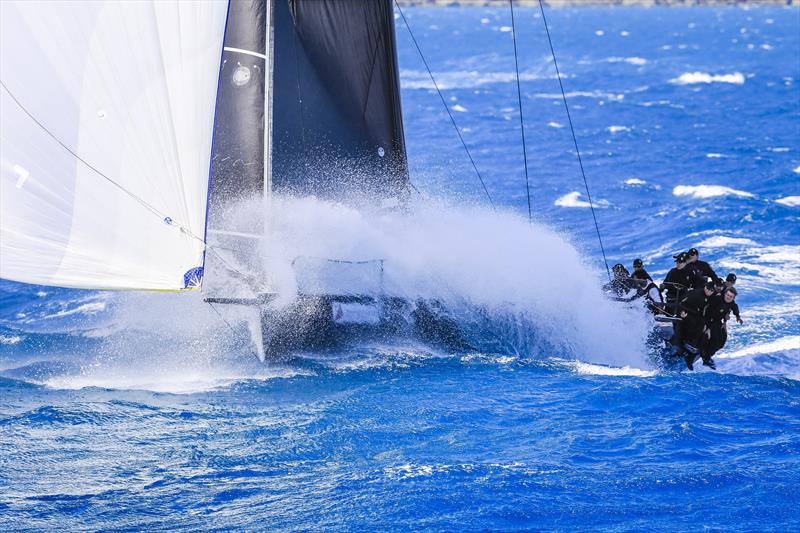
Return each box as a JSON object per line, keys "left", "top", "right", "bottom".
{"left": 794, "top": 166, "right": 800, "bottom": 174}
{"left": 0, "top": 335, "right": 23, "bottom": 345}
{"left": 706, "top": 153, "right": 724, "bottom": 158}
{"left": 625, "top": 178, "right": 646, "bottom": 185}
{"left": 776, "top": 196, "right": 800, "bottom": 207}
{"left": 595, "top": 30, "right": 604, "bottom": 36}
{"left": 499, "top": 26, "right": 512, "bottom": 33}
{"left": 534, "top": 90, "right": 625, "bottom": 102}
{"left": 568, "top": 361, "right": 656, "bottom": 377}
{"left": 672, "top": 185, "right": 754, "bottom": 199}
{"left": 718, "top": 336, "right": 800, "bottom": 360}
{"left": 669, "top": 72, "right": 746, "bottom": 85}
{"left": 767, "top": 147, "right": 789, "bottom": 152}
{"left": 451, "top": 104, "right": 468, "bottom": 112}
{"left": 607, "top": 125, "right": 631, "bottom": 134}
{"left": 720, "top": 244, "right": 800, "bottom": 285}
{"left": 696, "top": 236, "right": 758, "bottom": 248}
{"left": 605, "top": 56, "right": 647, "bottom": 65}
{"left": 554, "top": 191, "right": 610, "bottom": 209}
{"left": 401, "top": 68, "right": 551, "bottom": 90}
{"left": 547, "top": 121, "right": 564, "bottom": 129}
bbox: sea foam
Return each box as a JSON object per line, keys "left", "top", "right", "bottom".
{"left": 776, "top": 196, "right": 800, "bottom": 207}
{"left": 554, "top": 191, "right": 611, "bottom": 208}
{"left": 669, "top": 72, "right": 746, "bottom": 85}
{"left": 673, "top": 185, "right": 754, "bottom": 199}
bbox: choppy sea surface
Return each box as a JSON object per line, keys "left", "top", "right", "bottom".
{"left": 2, "top": 6, "right": 799, "bottom": 531}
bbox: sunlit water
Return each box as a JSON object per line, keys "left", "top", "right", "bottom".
{"left": 1, "top": 6, "right": 799, "bottom": 530}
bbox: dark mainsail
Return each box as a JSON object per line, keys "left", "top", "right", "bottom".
{"left": 204, "top": 0, "right": 408, "bottom": 298}
{"left": 271, "top": 0, "right": 409, "bottom": 203}
{"left": 207, "top": 0, "right": 268, "bottom": 230}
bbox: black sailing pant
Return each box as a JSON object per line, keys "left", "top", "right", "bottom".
{"left": 702, "top": 325, "right": 727, "bottom": 359}
{"left": 677, "top": 314, "right": 704, "bottom": 349}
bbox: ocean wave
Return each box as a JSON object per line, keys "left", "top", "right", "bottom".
{"left": 719, "top": 244, "right": 800, "bottom": 285}
{"left": 625, "top": 178, "right": 646, "bottom": 185}
{"left": 607, "top": 125, "right": 631, "bottom": 134}
{"left": 534, "top": 90, "right": 625, "bottom": 101}
{"left": 669, "top": 72, "right": 746, "bottom": 85}
{"left": 606, "top": 56, "right": 648, "bottom": 66}
{"left": 776, "top": 196, "right": 800, "bottom": 207}
{"left": 400, "top": 68, "right": 551, "bottom": 90}
{"left": 696, "top": 236, "right": 758, "bottom": 248}
{"left": 716, "top": 336, "right": 800, "bottom": 381}
{"left": 706, "top": 153, "right": 725, "bottom": 158}
{"left": 719, "top": 336, "right": 800, "bottom": 360}
{"left": 41, "top": 365, "right": 313, "bottom": 394}
{"left": 794, "top": 166, "right": 800, "bottom": 174}
{"left": 554, "top": 191, "right": 610, "bottom": 209}
{"left": 547, "top": 121, "right": 564, "bottom": 128}
{"left": 383, "top": 462, "right": 557, "bottom": 481}
{"left": 566, "top": 361, "right": 656, "bottom": 377}
{"left": 0, "top": 334, "right": 23, "bottom": 345}
{"left": 673, "top": 185, "right": 755, "bottom": 199}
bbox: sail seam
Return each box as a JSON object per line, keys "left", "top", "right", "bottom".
{"left": 223, "top": 46, "right": 268, "bottom": 60}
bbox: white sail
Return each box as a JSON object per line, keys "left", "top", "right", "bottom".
{"left": 0, "top": 1, "right": 228, "bottom": 291}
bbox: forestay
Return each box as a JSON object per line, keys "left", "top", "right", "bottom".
{"left": 0, "top": 1, "right": 228, "bottom": 291}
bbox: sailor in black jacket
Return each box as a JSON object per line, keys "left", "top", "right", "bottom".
{"left": 631, "top": 258, "right": 653, "bottom": 282}
{"left": 724, "top": 273, "right": 744, "bottom": 324}
{"left": 674, "top": 281, "right": 715, "bottom": 369}
{"left": 687, "top": 248, "right": 720, "bottom": 285}
{"left": 662, "top": 253, "right": 695, "bottom": 311}
{"left": 701, "top": 286, "right": 739, "bottom": 368}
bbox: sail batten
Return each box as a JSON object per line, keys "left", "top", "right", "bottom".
{"left": 0, "top": 1, "right": 228, "bottom": 291}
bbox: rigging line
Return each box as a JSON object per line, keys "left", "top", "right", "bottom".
{"left": 0, "top": 79, "right": 206, "bottom": 246}
{"left": 2, "top": 78, "right": 265, "bottom": 288}
{"left": 509, "top": 0, "right": 532, "bottom": 224}
{"left": 393, "top": 0, "right": 495, "bottom": 210}
{"left": 206, "top": 301, "right": 262, "bottom": 362}
{"left": 536, "top": 1, "right": 611, "bottom": 282}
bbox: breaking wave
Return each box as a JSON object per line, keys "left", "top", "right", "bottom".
{"left": 554, "top": 191, "right": 611, "bottom": 208}
{"left": 673, "top": 185, "right": 755, "bottom": 199}
{"left": 776, "top": 196, "right": 800, "bottom": 207}
{"left": 400, "top": 68, "right": 552, "bottom": 90}
{"left": 669, "top": 72, "right": 746, "bottom": 85}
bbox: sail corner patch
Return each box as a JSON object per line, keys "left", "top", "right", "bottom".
{"left": 183, "top": 267, "right": 204, "bottom": 289}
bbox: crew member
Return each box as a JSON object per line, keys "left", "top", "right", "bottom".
{"left": 632, "top": 258, "right": 653, "bottom": 282}
{"left": 675, "top": 281, "right": 716, "bottom": 370}
{"left": 724, "top": 273, "right": 743, "bottom": 324}
{"left": 701, "top": 286, "right": 739, "bottom": 369}
{"left": 662, "top": 253, "right": 695, "bottom": 313}
{"left": 687, "top": 247, "right": 720, "bottom": 285}
{"left": 604, "top": 264, "right": 634, "bottom": 297}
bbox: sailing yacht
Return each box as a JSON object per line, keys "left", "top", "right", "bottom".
{"left": 1, "top": 0, "right": 456, "bottom": 359}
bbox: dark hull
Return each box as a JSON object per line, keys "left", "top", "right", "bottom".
{"left": 257, "top": 296, "right": 472, "bottom": 358}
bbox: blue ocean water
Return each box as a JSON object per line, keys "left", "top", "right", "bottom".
{"left": 1, "top": 6, "right": 799, "bottom": 531}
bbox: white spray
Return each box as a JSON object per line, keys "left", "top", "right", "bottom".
{"left": 252, "top": 195, "right": 651, "bottom": 368}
